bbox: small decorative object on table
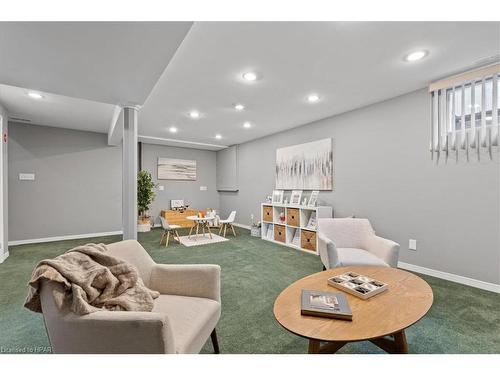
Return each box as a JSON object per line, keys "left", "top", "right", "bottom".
{"left": 308, "top": 190, "right": 319, "bottom": 207}
{"left": 327, "top": 272, "right": 388, "bottom": 300}
{"left": 301, "top": 289, "right": 352, "bottom": 320}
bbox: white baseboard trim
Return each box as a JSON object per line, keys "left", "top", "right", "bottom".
{"left": 232, "top": 222, "right": 251, "bottom": 230}
{"left": 398, "top": 261, "right": 500, "bottom": 294}
{"left": 8, "top": 231, "right": 123, "bottom": 246}
{"left": 0, "top": 251, "right": 9, "bottom": 263}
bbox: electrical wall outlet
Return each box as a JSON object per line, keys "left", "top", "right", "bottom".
{"left": 409, "top": 239, "right": 417, "bottom": 251}
{"left": 200, "top": 186, "right": 207, "bottom": 191}
{"left": 158, "top": 185, "right": 164, "bottom": 191}
{"left": 19, "top": 173, "right": 35, "bottom": 181}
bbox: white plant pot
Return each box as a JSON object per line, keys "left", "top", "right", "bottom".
{"left": 137, "top": 223, "right": 151, "bottom": 232}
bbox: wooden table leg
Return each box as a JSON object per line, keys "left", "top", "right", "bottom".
{"left": 370, "top": 330, "right": 408, "bottom": 354}
{"left": 188, "top": 223, "right": 195, "bottom": 239}
{"left": 308, "top": 339, "right": 321, "bottom": 354}
{"left": 206, "top": 222, "right": 212, "bottom": 239}
{"left": 318, "top": 341, "right": 347, "bottom": 354}
{"left": 393, "top": 330, "right": 408, "bottom": 354}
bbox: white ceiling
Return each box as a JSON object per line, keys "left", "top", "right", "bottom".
{"left": 0, "top": 22, "right": 498, "bottom": 147}
{"left": 140, "top": 22, "right": 500, "bottom": 147}
{"left": 0, "top": 83, "right": 117, "bottom": 132}
{"left": 0, "top": 22, "right": 192, "bottom": 105}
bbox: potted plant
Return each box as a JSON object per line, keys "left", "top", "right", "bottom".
{"left": 137, "top": 170, "right": 157, "bottom": 232}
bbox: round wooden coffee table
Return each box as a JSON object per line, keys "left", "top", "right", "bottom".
{"left": 273, "top": 266, "right": 433, "bottom": 354}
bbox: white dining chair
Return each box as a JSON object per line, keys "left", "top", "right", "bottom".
{"left": 219, "top": 211, "right": 236, "bottom": 237}
{"left": 160, "top": 216, "right": 182, "bottom": 247}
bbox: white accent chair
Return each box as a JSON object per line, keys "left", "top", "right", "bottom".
{"left": 317, "top": 218, "right": 399, "bottom": 269}
{"left": 219, "top": 211, "right": 236, "bottom": 237}
{"left": 39, "top": 240, "right": 221, "bottom": 354}
{"left": 159, "top": 216, "right": 181, "bottom": 247}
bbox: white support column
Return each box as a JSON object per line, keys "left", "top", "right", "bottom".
{"left": 0, "top": 107, "right": 8, "bottom": 263}
{"left": 122, "top": 106, "right": 139, "bottom": 240}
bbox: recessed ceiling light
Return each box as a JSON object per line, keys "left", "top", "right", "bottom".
{"left": 243, "top": 122, "right": 252, "bottom": 129}
{"left": 28, "top": 92, "right": 43, "bottom": 99}
{"left": 188, "top": 110, "right": 200, "bottom": 119}
{"left": 169, "top": 126, "right": 178, "bottom": 133}
{"left": 234, "top": 103, "right": 245, "bottom": 111}
{"left": 215, "top": 134, "right": 222, "bottom": 140}
{"left": 307, "top": 94, "right": 320, "bottom": 103}
{"left": 405, "top": 50, "right": 427, "bottom": 62}
{"left": 242, "top": 72, "right": 258, "bottom": 81}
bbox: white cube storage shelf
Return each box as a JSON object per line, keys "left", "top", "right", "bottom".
{"left": 260, "top": 203, "right": 333, "bottom": 254}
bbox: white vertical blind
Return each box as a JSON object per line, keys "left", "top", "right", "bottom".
{"left": 429, "top": 63, "right": 500, "bottom": 161}
{"left": 493, "top": 74, "right": 498, "bottom": 146}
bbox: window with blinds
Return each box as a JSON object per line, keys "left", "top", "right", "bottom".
{"left": 429, "top": 63, "right": 499, "bottom": 161}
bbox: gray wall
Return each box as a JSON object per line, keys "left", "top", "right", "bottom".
{"left": 216, "top": 145, "right": 238, "bottom": 191}
{"left": 219, "top": 89, "right": 500, "bottom": 284}
{"left": 7, "top": 123, "right": 219, "bottom": 241}
{"left": 141, "top": 144, "right": 219, "bottom": 224}
{"left": 8, "top": 122, "right": 122, "bottom": 241}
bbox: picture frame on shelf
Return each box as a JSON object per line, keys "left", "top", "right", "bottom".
{"left": 272, "top": 190, "right": 284, "bottom": 204}
{"left": 308, "top": 190, "right": 319, "bottom": 207}
{"left": 290, "top": 190, "right": 302, "bottom": 205}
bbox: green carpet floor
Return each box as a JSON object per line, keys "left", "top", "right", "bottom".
{"left": 0, "top": 227, "right": 498, "bottom": 354}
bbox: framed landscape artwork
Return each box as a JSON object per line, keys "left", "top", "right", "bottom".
{"left": 158, "top": 158, "right": 197, "bottom": 180}
{"left": 275, "top": 138, "right": 333, "bottom": 190}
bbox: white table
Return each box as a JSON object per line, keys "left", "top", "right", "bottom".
{"left": 186, "top": 215, "right": 213, "bottom": 240}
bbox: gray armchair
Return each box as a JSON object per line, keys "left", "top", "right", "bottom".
{"left": 39, "top": 240, "right": 221, "bottom": 354}
{"left": 317, "top": 218, "right": 399, "bottom": 269}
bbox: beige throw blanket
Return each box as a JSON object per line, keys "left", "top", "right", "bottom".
{"left": 25, "top": 243, "right": 159, "bottom": 315}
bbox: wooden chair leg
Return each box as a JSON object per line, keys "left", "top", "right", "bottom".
{"left": 165, "top": 231, "right": 170, "bottom": 247}
{"left": 219, "top": 224, "right": 223, "bottom": 235}
{"left": 159, "top": 230, "right": 165, "bottom": 245}
{"left": 230, "top": 223, "right": 236, "bottom": 236}
{"left": 210, "top": 328, "right": 220, "bottom": 354}
{"left": 206, "top": 223, "right": 212, "bottom": 239}
{"left": 223, "top": 224, "right": 227, "bottom": 237}
{"left": 175, "top": 230, "right": 181, "bottom": 242}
